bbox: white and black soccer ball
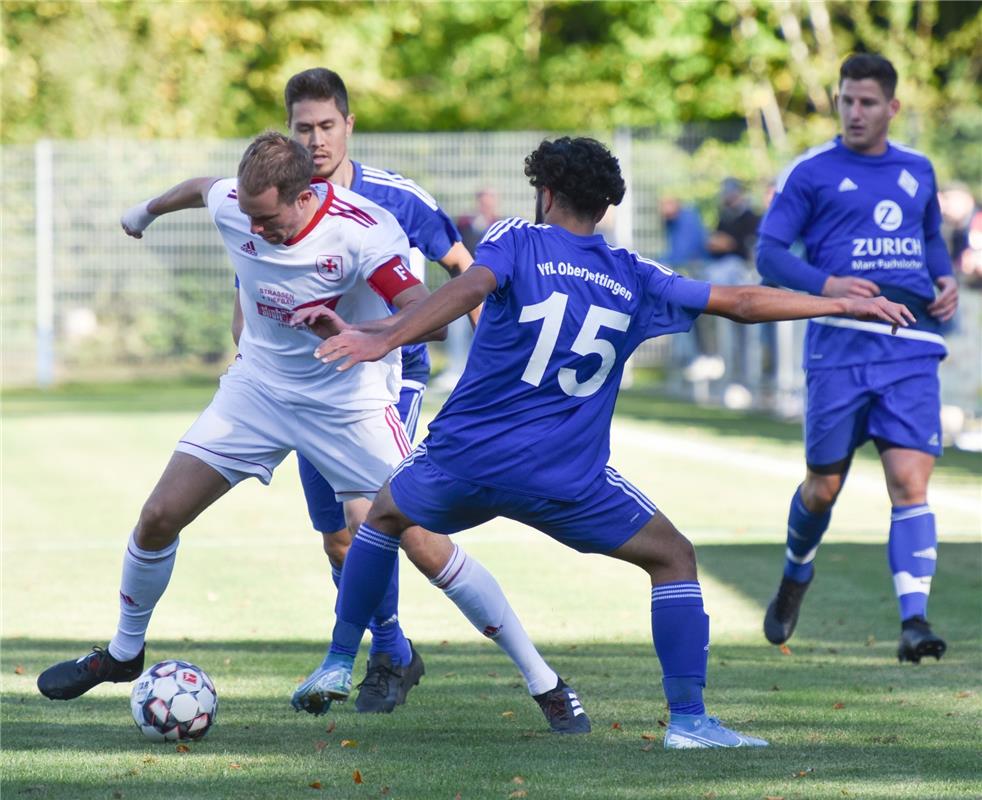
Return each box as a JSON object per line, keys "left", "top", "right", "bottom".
{"left": 130, "top": 660, "right": 217, "bottom": 742}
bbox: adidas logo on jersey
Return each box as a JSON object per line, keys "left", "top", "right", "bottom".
{"left": 240, "top": 241, "right": 258, "bottom": 256}
{"left": 927, "top": 432, "right": 940, "bottom": 447}
{"left": 838, "top": 177, "right": 858, "bottom": 192}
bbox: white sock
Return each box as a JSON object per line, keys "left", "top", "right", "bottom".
{"left": 108, "top": 531, "right": 180, "bottom": 661}
{"left": 432, "top": 544, "right": 558, "bottom": 696}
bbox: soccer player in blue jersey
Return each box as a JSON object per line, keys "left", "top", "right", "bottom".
{"left": 232, "top": 69, "right": 566, "bottom": 718}
{"left": 293, "top": 137, "right": 912, "bottom": 747}
{"left": 756, "top": 54, "right": 959, "bottom": 663}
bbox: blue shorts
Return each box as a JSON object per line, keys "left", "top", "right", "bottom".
{"left": 804, "top": 357, "right": 942, "bottom": 468}
{"left": 299, "top": 381, "right": 426, "bottom": 533}
{"left": 388, "top": 445, "right": 657, "bottom": 554}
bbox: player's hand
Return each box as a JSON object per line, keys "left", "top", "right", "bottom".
{"left": 315, "top": 330, "right": 391, "bottom": 372}
{"left": 822, "top": 275, "right": 880, "bottom": 298}
{"left": 120, "top": 200, "right": 158, "bottom": 239}
{"left": 927, "top": 275, "right": 958, "bottom": 322}
{"left": 289, "top": 305, "right": 350, "bottom": 340}
{"left": 842, "top": 296, "right": 915, "bottom": 332}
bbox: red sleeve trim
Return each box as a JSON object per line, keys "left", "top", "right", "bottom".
{"left": 367, "top": 256, "right": 421, "bottom": 303}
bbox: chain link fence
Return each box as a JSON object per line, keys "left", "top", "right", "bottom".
{"left": 2, "top": 131, "right": 979, "bottom": 426}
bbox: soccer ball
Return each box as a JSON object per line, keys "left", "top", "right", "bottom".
{"left": 130, "top": 660, "right": 218, "bottom": 742}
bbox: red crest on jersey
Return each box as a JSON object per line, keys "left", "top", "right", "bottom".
{"left": 316, "top": 255, "right": 344, "bottom": 282}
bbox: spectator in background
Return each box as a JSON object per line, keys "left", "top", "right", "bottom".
{"left": 659, "top": 195, "right": 708, "bottom": 267}
{"left": 658, "top": 196, "right": 721, "bottom": 381}
{"left": 433, "top": 188, "right": 501, "bottom": 391}
{"left": 457, "top": 188, "right": 500, "bottom": 255}
{"left": 707, "top": 177, "right": 762, "bottom": 284}
{"left": 939, "top": 183, "right": 982, "bottom": 289}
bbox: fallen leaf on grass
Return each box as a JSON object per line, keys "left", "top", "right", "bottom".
{"left": 487, "top": 671, "right": 499, "bottom": 678}
{"left": 353, "top": 770, "right": 363, "bottom": 784}
{"left": 309, "top": 781, "right": 322, "bottom": 790}
{"left": 511, "top": 776, "right": 525, "bottom": 785}
{"left": 175, "top": 744, "right": 190, "bottom": 754}
{"left": 14, "top": 665, "right": 25, "bottom": 675}
{"left": 792, "top": 767, "right": 815, "bottom": 779}
{"left": 764, "top": 796, "right": 785, "bottom": 800}
{"left": 611, "top": 722, "right": 622, "bottom": 730}
{"left": 641, "top": 733, "right": 658, "bottom": 741}
{"left": 509, "top": 792, "right": 527, "bottom": 799}
{"left": 955, "top": 691, "right": 974, "bottom": 698}
{"left": 443, "top": 672, "right": 458, "bottom": 678}
{"left": 657, "top": 719, "right": 667, "bottom": 728}
{"left": 142, "top": 756, "right": 157, "bottom": 765}
{"left": 340, "top": 739, "right": 358, "bottom": 748}
{"left": 380, "top": 787, "right": 390, "bottom": 796}
{"left": 454, "top": 793, "right": 462, "bottom": 800}
{"left": 640, "top": 743, "right": 654, "bottom": 752}
{"left": 779, "top": 644, "right": 792, "bottom": 655}
{"left": 865, "top": 635, "right": 876, "bottom": 646}
{"left": 832, "top": 702, "right": 845, "bottom": 710}
{"left": 314, "top": 741, "right": 328, "bottom": 752}
{"left": 501, "top": 711, "right": 515, "bottom": 718}
{"left": 228, "top": 763, "right": 242, "bottom": 770}
{"left": 325, "top": 721, "right": 336, "bottom": 733}
{"left": 223, "top": 658, "right": 231, "bottom": 666}
{"left": 703, "top": 793, "right": 717, "bottom": 800}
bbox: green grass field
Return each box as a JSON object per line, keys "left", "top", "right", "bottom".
{"left": 3, "top": 380, "right": 980, "bottom": 800}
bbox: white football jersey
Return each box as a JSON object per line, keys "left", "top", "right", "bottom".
{"left": 208, "top": 178, "right": 415, "bottom": 411}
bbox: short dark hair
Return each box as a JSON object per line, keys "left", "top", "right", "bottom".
{"left": 839, "top": 53, "right": 898, "bottom": 99}
{"left": 524, "top": 137, "right": 626, "bottom": 219}
{"left": 284, "top": 68, "right": 350, "bottom": 121}
{"left": 237, "top": 131, "right": 313, "bottom": 203}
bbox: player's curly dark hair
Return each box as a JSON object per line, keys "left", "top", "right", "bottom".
{"left": 524, "top": 137, "right": 626, "bottom": 219}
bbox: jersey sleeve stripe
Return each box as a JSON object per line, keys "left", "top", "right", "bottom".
{"left": 482, "top": 217, "right": 528, "bottom": 244}
{"left": 775, "top": 139, "right": 837, "bottom": 192}
{"left": 360, "top": 171, "right": 439, "bottom": 210}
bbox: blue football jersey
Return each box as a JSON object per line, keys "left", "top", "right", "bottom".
{"left": 760, "top": 136, "right": 947, "bottom": 368}
{"left": 423, "top": 218, "right": 710, "bottom": 502}
{"left": 352, "top": 161, "right": 464, "bottom": 383}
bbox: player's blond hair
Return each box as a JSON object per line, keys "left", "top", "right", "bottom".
{"left": 237, "top": 131, "right": 314, "bottom": 204}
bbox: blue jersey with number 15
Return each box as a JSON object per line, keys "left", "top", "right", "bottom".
{"left": 423, "top": 218, "right": 710, "bottom": 502}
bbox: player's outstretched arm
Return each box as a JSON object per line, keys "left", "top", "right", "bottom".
{"left": 120, "top": 177, "right": 220, "bottom": 239}
{"left": 313, "top": 266, "right": 497, "bottom": 371}
{"left": 704, "top": 284, "right": 915, "bottom": 328}
{"left": 438, "top": 241, "right": 482, "bottom": 328}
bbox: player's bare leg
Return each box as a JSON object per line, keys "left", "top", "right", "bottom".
{"left": 609, "top": 512, "right": 767, "bottom": 748}
{"left": 38, "top": 453, "right": 231, "bottom": 700}
{"left": 880, "top": 447, "right": 945, "bottom": 662}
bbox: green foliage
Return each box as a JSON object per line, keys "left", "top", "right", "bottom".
{"left": 2, "top": 1, "right": 979, "bottom": 179}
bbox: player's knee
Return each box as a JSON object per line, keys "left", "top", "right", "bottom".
{"left": 135, "top": 500, "right": 182, "bottom": 549}
{"left": 322, "top": 531, "right": 350, "bottom": 564}
{"left": 801, "top": 476, "right": 841, "bottom": 512}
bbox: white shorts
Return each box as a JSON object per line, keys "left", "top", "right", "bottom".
{"left": 175, "top": 364, "right": 412, "bottom": 500}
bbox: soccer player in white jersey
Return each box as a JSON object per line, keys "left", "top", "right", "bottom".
{"left": 294, "top": 137, "right": 913, "bottom": 748}
{"left": 37, "top": 133, "right": 583, "bottom": 734}
{"left": 230, "top": 68, "right": 481, "bottom": 712}
{"left": 756, "top": 54, "right": 959, "bottom": 663}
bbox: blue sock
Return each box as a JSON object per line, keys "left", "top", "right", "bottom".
{"left": 367, "top": 559, "right": 412, "bottom": 666}
{"left": 326, "top": 524, "right": 400, "bottom": 664}
{"left": 651, "top": 581, "right": 708, "bottom": 718}
{"left": 783, "top": 486, "right": 831, "bottom": 583}
{"left": 888, "top": 504, "right": 937, "bottom": 621}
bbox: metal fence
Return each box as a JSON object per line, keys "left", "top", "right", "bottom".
{"left": 2, "top": 132, "right": 979, "bottom": 424}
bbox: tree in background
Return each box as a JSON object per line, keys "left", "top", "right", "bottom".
{"left": 3, "top": 0, "right": 979, "bottom": 185}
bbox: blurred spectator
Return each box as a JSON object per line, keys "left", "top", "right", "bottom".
{"left": 658, "top": 195, "right": 708, "bottom": 268}
{"left": 706, "top": 177, "right": 761, "bottom": 284}
{"left": 433, "top": 188, "right": 500, "bottom": 392}
{"left": 457, "top": 188, "right": 500, "bottom": 255}
{"left": 939, "top": 183, "right": 982, "bottom": 289}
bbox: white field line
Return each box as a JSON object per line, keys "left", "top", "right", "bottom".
{"left": 610, "top": 420, "right": 982, "bottom": 516}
